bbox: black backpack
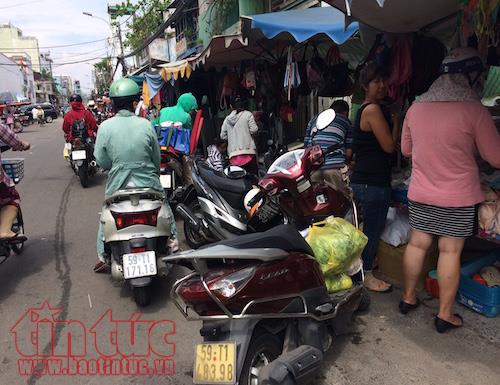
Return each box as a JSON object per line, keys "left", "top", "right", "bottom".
{"left": 71, "top": 118, "right": 87, "bottom": 140}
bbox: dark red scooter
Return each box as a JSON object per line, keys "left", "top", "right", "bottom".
{"left": 164, "top": 229, "right": 368, "bottom": 384}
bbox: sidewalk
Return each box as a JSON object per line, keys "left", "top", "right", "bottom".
{"left": 320, "top": 288, "right": 499, "bottom": 385}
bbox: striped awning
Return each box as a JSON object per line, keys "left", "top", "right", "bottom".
{"left": 159, "top": 59, "right": 194, "bottom": 81}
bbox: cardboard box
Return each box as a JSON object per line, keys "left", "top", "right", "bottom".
{"left": 376, "top": 240, "right": 439, "bottom": 291}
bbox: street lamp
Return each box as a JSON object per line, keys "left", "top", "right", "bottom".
{"left": 82, "top": 11, "right": 127, "bottom": 76}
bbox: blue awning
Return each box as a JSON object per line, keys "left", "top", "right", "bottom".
{"left": 247, "top": 7, "right": 358, "bottom": 45}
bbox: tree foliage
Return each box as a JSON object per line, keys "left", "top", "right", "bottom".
{"left": 94, "top": 57, "right": 113, "bottom": 96}
{"left": 112, "top": 0, "right": 171, "bottom": 50}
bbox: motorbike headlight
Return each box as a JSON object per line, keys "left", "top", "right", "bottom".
{"left": 209, "top": 267, "right": 255, "bottom": 298}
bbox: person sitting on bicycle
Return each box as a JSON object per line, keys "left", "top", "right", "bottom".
{"left": 62, "top": 94, "right": 97, "bottom": 143}
{"left": 0, "top": 123, "right": 30, "bottom": 242}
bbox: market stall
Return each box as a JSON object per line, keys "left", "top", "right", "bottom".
{"left": 324, "top": 0, "right": 500, "bottom": 316}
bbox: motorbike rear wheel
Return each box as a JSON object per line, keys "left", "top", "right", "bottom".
{"left": 239, "top": 330, "right": 282, "bottom": 385}
{"left": 79, "top": 165, "right": 89, "bottom": 188}
{"left": 183, "top": 200, "right": 208, "bottom": 249}
{"left": 11, "top": 210, "right": 25, "bottom": 255}
{"left": 133, "top": 286, "right": 152, "bottom": 307}
{"left": 356, "top": 288, "right": 371, "bottom": 312}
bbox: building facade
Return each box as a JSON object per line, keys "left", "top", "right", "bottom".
{"left": 39, "top": 52, "right": 53, "bottom": 77}
{"left": 35, "top": 79, "right": 56, "bottom": 104}
{"left": 10, "top": 55, "right": 36, "bottom": 102}
{"left": 0, "top": 52, "right": 24, "bottom": 102}
{"left": 0, "top": 24, "right": 41, "bottom": 72}
{"left": 54, "top": 75, "right": 74, "bottom": 102}
{"left": 74, "top": 80, "right": 81, "bottom": 95}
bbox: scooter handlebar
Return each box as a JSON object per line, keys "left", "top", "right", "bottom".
{"left": 247, "top": 190, "right": 266, "bottom": 208}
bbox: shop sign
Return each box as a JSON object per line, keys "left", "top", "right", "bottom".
{"left": 148, "top": 38, "right": 171, "bottom": 62}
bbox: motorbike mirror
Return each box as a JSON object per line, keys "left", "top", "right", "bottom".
{"left": 316, "top": 109, "right": 336, "bottom": 131}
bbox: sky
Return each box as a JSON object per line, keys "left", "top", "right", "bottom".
{"left": 0, "top": 0, "right": 132, "bottom": 95}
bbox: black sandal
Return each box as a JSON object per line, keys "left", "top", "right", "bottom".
{"left": 399, "top": 298, "right": 421, "bottom": 315}
{"left": 1, "top": 233, "right": 27, "bottom": 244}
{"left": 435, "top": 314, "right": 463, "bottom": 333}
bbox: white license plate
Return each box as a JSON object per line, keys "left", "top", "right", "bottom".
{"left": 160, "top": 174, "right": 172, "bottom": 189}
{"left": 72, "top": 150, "right": 87, "bottom": 160}
{"left": 123, "top": 251, "right": 157, "bottom": 279}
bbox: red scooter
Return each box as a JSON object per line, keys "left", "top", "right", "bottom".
{"left": 166, "top": 110, "right": 367, "bottom": 385}
{"left": 178, "top": 109, "right": 358, "bottom": 248}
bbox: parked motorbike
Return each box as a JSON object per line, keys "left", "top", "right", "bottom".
{"left": 100, "top": 188, "right": 173, "bottom": 306}
{"left": 164, "top": 223, "right": 368, "bottom": 385}
{"left": 68, "top": 125, "right": 97, "bottom": 188}
{"left": 177, "top": 109, "right": 357, "bottom": 249}
{"left": 159, "top": 145, "right": 188, "bottom": 208}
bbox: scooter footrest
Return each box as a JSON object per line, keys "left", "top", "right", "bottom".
{"left": 258, "top": 345, "right": 322, "bottom": 385}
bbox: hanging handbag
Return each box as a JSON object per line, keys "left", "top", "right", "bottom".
{"left": 318, "top": 46, "right": 353, "bottom": 97}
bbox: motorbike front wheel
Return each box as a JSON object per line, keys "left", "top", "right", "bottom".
{"left": 239, "top": 330, "right": 282, "bottom": 385}
{"left": 183, "top": 200, "right": 208, "bottom": 249}
{"left": 133, "top": 286, "right": 152, "bottom": 307}
{"left": 78, "top": 165, "right": 89, "bottom": 188}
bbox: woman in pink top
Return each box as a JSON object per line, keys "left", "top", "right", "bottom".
{"left": 399, "top": 48, "right": 500, "bottom": 333}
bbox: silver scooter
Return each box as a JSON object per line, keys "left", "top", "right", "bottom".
{"left": 100, "top": 188, "right": 173, "bottom": 306}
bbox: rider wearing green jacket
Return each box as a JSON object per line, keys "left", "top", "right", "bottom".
{"left": 93, "top": 78, "right": 176, "bottom": 272}
{"left": 158, "top": 93, "right": 198, "bottom": 128}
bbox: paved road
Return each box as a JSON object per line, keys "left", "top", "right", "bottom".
{"left": 0, "top": 121, "right": 498, "bottom": 385}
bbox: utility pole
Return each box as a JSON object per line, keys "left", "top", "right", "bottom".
{"left": 116, "top": 23, "right": 127, "bottom": 76}
{"left": 107, "top": 4, "right": 136, "bottom": 77}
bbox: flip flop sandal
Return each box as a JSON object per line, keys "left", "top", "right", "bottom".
{"left": 366, "top": 282, "right": 393, "bottom": 293}
{"left": 435, "top": 314, "right": 463, "bottom": 333}
{"left": 0, "top": 233, "right": 27, "bottom": 244}
{"left": 6, "top": 235, "right": 27, "bottom": 244}
{"left": 93, "top": 261, "right": 110, "bottom": 273}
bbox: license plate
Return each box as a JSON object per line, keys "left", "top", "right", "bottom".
{"left": 72, "top": 150, "right": 86, "bottom": 160}
{"left": 122, "top": 251, "right": 157, "bottom": 279}
{"left": 160, "top": 174, "right": 172, "bottom": 189}
{"left": 194, "top": 342, "right": 236, "bottom": 384}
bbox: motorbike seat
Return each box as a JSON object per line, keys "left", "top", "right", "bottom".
{"left": 216, "top": 224, "right": 314, "bottom": 256}
{"left": 198, "top": 163, "right": 253, "bottom": 195}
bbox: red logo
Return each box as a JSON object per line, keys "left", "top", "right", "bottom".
{"left": 11, "top": 301, "right": 176, "bottom": 377}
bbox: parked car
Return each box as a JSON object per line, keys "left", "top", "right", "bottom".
{"left": 19, "top": 103, "right": 58, "bottom": 124}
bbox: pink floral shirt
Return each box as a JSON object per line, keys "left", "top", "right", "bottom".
{"left": 0, "top": 123, "right": 25, "bottom": 187}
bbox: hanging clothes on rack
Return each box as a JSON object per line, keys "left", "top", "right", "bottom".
{"left": 284, "top": 47, "right": 301, "bottom": 101}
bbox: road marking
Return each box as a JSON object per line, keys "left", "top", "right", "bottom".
{"left": 87, "top": 293, "right": 93, "bottom": 309}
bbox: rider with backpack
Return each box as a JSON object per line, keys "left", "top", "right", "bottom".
{"left": 62, "top": 94, "right": 98, "bottom": 144}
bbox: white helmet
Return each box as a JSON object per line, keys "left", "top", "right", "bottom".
{"left": 88, "top": 100, "right": 96, "bottom": 107}
{"left": 244, "top": 188, "right": 264, "bottom": 217}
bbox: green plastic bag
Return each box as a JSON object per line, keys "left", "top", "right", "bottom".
{"left": 306, "top": 216, "right": 368, "bottom": 275}
{"left": 324, "top": 272, "right": 353, "bottom": 293}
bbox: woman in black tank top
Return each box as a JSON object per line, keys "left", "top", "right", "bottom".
{"left": 351, "top": 62, "right": 396, "bottom": 293}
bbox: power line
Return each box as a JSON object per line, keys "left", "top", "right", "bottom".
{"left": 0, "top": 0, "right": 42, "bottom": 9}
{"left": 0, "top": 37, "right": 117, "bottom": 50}
{"left": 0, "top": 55, "right": 116, "bottom": 68}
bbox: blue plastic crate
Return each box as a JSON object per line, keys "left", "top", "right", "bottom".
{"left": 458, "top": 249, "right": 500, "bottom": 317}
{"left": 2, "top": 158, "right": 24, "bottom": 183}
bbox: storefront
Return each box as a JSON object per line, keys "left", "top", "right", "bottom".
{"left": 323, "top": 0, "right": 500, "bottom": 315}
